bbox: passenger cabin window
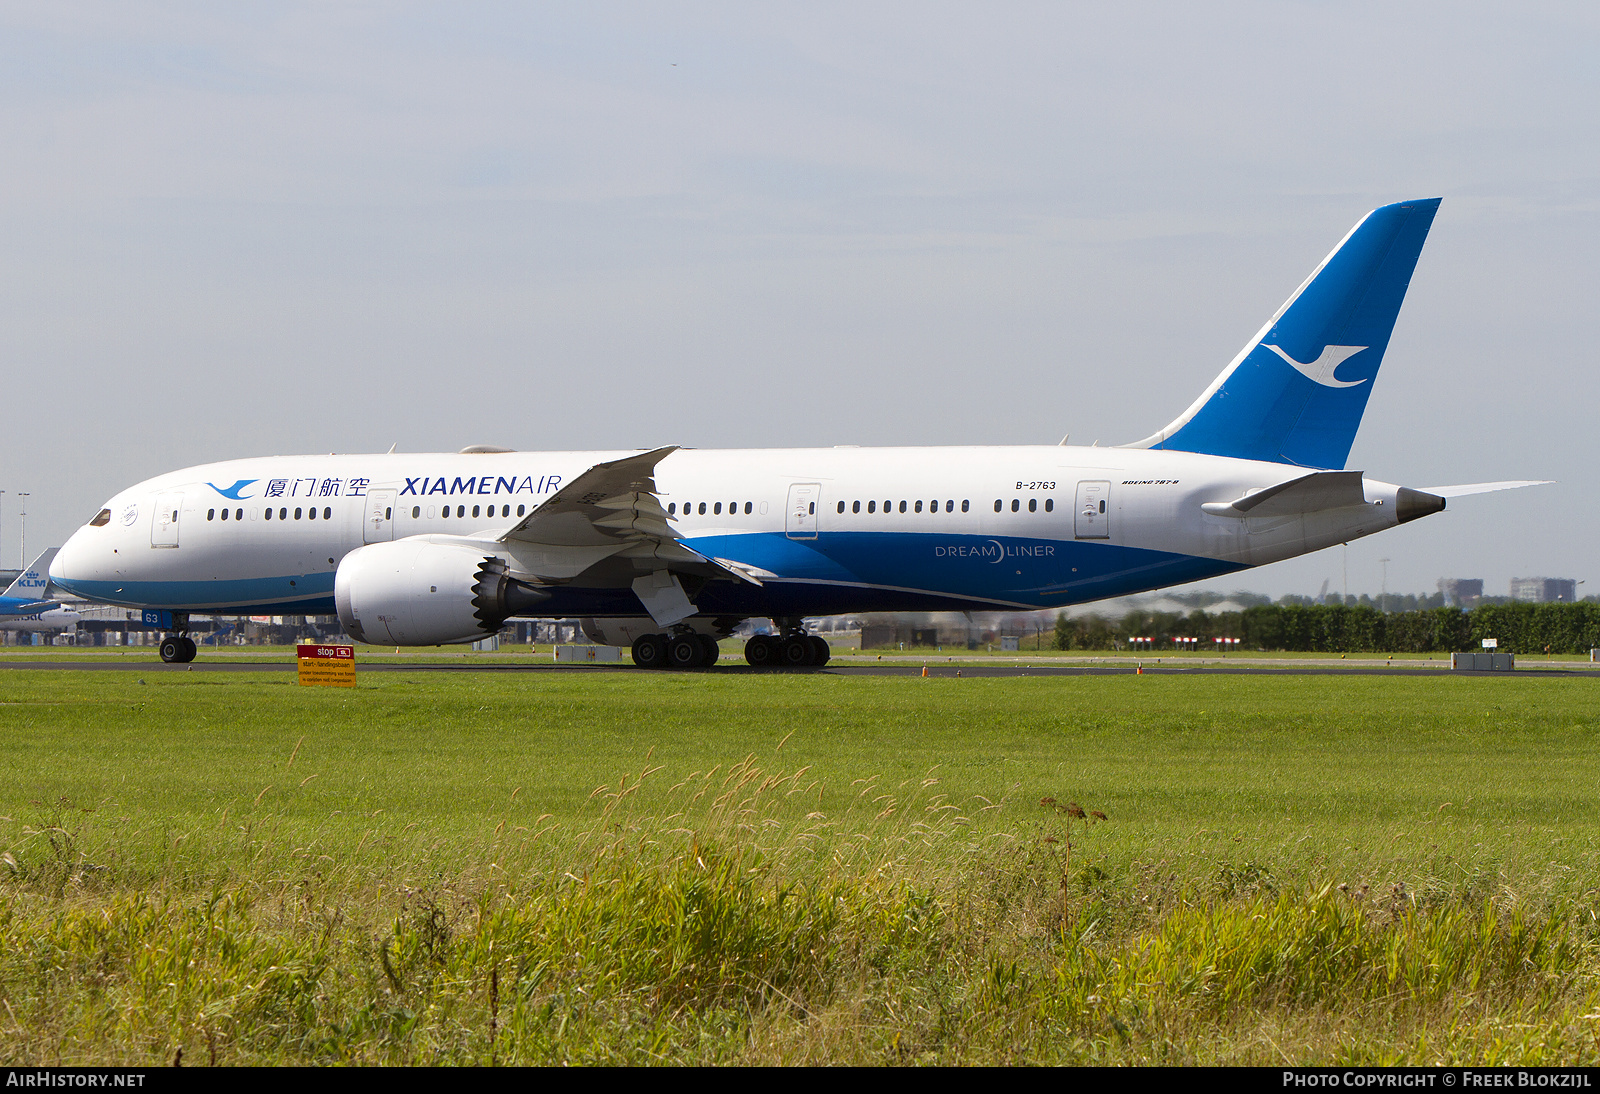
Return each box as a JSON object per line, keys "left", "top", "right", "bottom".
{"left": 1028, "top": 499, "right": 1037, "bottom": 512}
{"left": 852, "top": 501, "right": 861, "bottom": 514}
{"left": 714, "top": 502, "right": 722, "bottom": 515}
{"left": 295, "top": 507, "right": 303, "bottom": 520}
{"left": 413, "top": 506, "right": 421, "bottom": 518}
{"left": 89, "top": 509, "right": 111, "bottom": 527}
{"left": 472, "top": 505, "right": 480, "bottom": 518}
{"left": 698, "top": 502, "right": 706, "bottom": 515}
{"left": 837, "top": 501, "right": 845, "bottom": 514}
{"left": 993, "top": 500, "right": 1002, "bottom": 512}
{"left": 868, "top": 501, "right": 876, "bottom": 513}
{"left": 962, "top": 500, "right": 969, "bottom": 512}
{"left": 744, "top": 502, "right": 752, "bottom": 514}
{"left": 207, "top": 509, "right": 215, "bottom": 521}
{"left": 1011, "top": 499, "right": 1019, "bottom": 512}
{"left": 668, "top": 503, "right": 677, "bottom": 515}
{"left": 914, "top": 500, "right": 922, "bottom": 513}
{"left": 308, "top": 507, "right": 317, "bottom": 520}
{"left": 517, "top": 505, "right": 525, "bottom": 516}
{"left": 1045, "top": 498, "right": 1054, "bottom": 512}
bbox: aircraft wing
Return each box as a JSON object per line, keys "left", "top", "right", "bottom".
{"left": 497, "top": 446, "right": 759, "bottom": 587}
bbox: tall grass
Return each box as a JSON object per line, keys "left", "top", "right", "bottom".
{"left": 2, "top": 751, "right": 1597, "bottom": 1065}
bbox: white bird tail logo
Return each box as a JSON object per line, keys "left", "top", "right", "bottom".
{"left": 1262, "top": 344, "right": 1369, "bottom": 389}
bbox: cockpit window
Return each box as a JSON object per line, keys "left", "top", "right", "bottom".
{"left": 89, "top": 508, "right": 111, "bottom": 527}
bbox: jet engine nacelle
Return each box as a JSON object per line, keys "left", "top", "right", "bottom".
{"left": 334, "top": 538, "right": 549, "bottom": 646}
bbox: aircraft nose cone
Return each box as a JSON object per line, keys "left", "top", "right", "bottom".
{"left": 51, "top": 529, "right": 95, "bottom": 591}
{"left": 48, "top": 542, "right": 72, "bottom": 584}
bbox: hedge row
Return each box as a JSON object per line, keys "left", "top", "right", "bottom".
{"left": 1055, "top": 602, "right": 1600, "bottom": 654}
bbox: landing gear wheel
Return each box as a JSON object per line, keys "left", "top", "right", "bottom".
{"left": 780, "top": 634, "right": 814, "bottom": 667}
{"left": 698, "top": 635, "right": 720, "bottom": 667}
{"left": 745, "top": 635, "right": 777, "bottom": 667}
{"left": 631, "top": 634, "right": 669, "bottom": 669}
{"left": 807, "top": 636, "right": 830, "bottom": 667}
{"left": 668, "top": 633, "right": 705, "bottom": 669}
{"left": 159, "top": 637, "right": 183, "bottom": 664}
{"left": 179, "top": 636, "right": 197, "bottom": 663}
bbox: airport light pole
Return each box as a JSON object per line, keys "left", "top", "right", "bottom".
{"left": 17, "top": 493, "right": 28, "bottom": 571}
{"left": 0, "top": 491, "right": 6, "bottom": 569}
{"left": 1379, "top": 557, "right": 1390, "bottom": 614}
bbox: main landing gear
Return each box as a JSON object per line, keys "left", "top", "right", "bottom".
{"left": 158, "top": 613, "right": 197, "bottom": 664}
{"left": 627, "top": 628, "right": 831, "bottom": 670}
{"left": 743, "top": 633, "right": 830, "bottom": 668}
{"left": 631, "top": 632, "right": 721, "bottom": 670}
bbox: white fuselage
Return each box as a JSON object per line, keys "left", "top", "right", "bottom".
{"left": 0, "top": 606, "right": 80, "bottom": 633}
{"left": 50, "top": 445, "right": 1412, "bottom": 627}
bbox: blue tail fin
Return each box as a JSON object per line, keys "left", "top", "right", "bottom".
{"left": 3, "top": 548, "right": 57, "bottom": 600}
{"left": 1127, "top": 198, "right": 1441, "bottom": 469}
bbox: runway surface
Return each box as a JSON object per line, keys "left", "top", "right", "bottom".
{"left": 0, "top": 659, "right": 1590, "bottom": 678}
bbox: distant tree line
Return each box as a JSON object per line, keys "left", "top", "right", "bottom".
{"left": 1056, "top": 602, "right": 1600, "bottom": 655}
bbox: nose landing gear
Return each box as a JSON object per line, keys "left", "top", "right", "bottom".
{"left": 158, "top": 613, "right": 197, "bottom": 664}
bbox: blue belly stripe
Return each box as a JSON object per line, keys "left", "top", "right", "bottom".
{"left": 52, "top": 532, "right": 1241, "bottom": 618}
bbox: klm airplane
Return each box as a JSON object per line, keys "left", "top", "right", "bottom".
{"left": 0, "top": 549, "right": 82, "bottom": 635}
{"left": 50, "top": 198, "right": 1543, "bottom": 666}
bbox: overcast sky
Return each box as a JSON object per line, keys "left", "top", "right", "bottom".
{"left": 2, "top": 2, "right": 1594, "bottom": 601}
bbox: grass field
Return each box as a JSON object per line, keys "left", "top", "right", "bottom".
{"left": 1, "top": 668, "right": 1597, "bottom": 1064}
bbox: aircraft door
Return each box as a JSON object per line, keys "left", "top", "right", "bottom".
{"left": 1074, "top": 481, "right": 1111, "bottom": 539}
{"left": 786, "top": 483, "right": 820, "bottom": 540}
{"left": 364, "top": 489, "right": 397, "bottom": 544}
{"left": 151, "top": 491, "right": 184, "bottom": 548}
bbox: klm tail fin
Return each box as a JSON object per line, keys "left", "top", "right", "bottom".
{"left": 4, "top": 548, "right": 58, "bottom": 600}
{"left": 1126, "top": 198, "right": 1441, "bottom": 469}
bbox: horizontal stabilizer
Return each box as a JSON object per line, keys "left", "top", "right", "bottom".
{"left": 0, "top": 599, "right": 55, "bottom": 614}
{"left": 1418, "top": 480, "right": 1553, "bottom": 498}
{"left": 1202, "top": 470, "right": 1367, "bottom": 518}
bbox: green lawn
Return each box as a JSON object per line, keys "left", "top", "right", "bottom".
{"left": 1, "top": 670, "right": 1597, "bottom": 1064}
